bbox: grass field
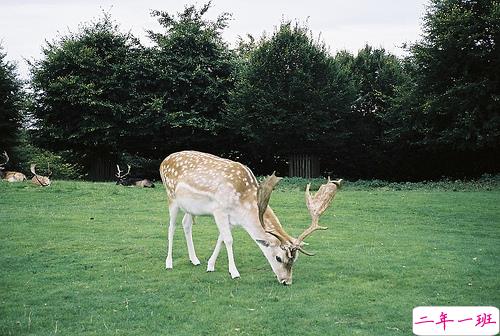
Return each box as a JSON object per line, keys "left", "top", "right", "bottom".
{"left": 1, "top": 179, "right": 499, "bottom": 335}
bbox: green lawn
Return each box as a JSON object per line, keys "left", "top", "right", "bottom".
{"left": 0, "top": 180, "right": 499, "bottom": 335}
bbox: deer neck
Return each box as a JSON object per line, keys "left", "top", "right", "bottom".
{"left": 231, "top": 202, "right": 267, "bottom": 240}
{"left": 238, "top": 204, "right": 294, "bottom": 245}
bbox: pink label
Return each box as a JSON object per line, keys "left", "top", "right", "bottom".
{"left": 413, "top": 306, "right": 499, "bottom": 335}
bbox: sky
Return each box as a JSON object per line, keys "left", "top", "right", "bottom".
{"left": 0, "top": 0, "right": 428, "bottom": 80}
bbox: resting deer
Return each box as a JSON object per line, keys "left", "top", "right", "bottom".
{"left": 30, "top": 163, "right": 52, "bottom": 186}
{"left": 0, "top": 151, "right": 27, "bottom": 182}
{"left": 116, "top": 164, "right": 155, "bottom": 188}
{"left": 160, "top": 151, "right": 342, "bottom": 285}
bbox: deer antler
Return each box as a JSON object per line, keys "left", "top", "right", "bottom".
{"left": 257, "top": 172, "right": 290, "bottom": 244}
{"left": 257, "top": 172, "right": 281, "bottom": 226}
{"left": 294, "top": 178, "right": 343, "bottom": 255}
{"left": 47, "top": 162, "right": 52, "bottom": 177}
{"left": 125, "top": 165, "right": 131, "bottom": 177}
{"left": 30, "top": 163, "right": 37, "bottom": 175}
{"left": 1, "top": 151, "right": 9, "bottom": 167}
{"left": 116, "top": 164, "right": 131, "bottom": 178}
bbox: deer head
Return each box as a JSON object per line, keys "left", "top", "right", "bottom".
{"left": 115, "top": 164, "right": 131, "bottom": 184}
{"left": 256, "top": 174, "right": 342, "bottom": 284}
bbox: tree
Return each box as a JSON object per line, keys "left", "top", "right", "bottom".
{"left": 226, "top": 22, "right": 355, "bottom": 175}
{"left": 0, "top": 45, "right": 23, "bottom": 153}
{"left": 30, "top": 15, "right": 146, "bottom": 179}
{"left": 147, "top": 3, "right": 235, "bottom": 155}
{"left": 335, "top": 46, "right": 408, "bottom": 178}
{"left": 407, "top": 0, "right": 500, "bottom": 177}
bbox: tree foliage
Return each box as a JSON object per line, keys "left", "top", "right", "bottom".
{"left": 0, "top": 45, "right": 23, "bottom": 153}
{"left": 147, "top": 3, "right": 235, "bottom": 154}
{"left": 226, "top": 22, "right": 354, "bottom": 171}
{"left": 411, "top": 0, "right": 500, "bottom": 150}
{"left": 30, "top": 15, "right": 147, "bottom": 178}
{"left": 23, "top": 1, "right": 500, "bottom": 180}
{"left": 396, "top": 0, "right": 500, "bottom": 177}
{"left": 29, "top": 5, "right": 236, "bottom": 179}
{"left": 335, "top": 46, "right": 408, "bottom": 177}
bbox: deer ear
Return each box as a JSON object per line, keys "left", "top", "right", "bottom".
{"left": 255, "top": 239, "right": 271, "bottom": 247}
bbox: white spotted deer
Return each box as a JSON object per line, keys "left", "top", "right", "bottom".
{"left": 159, "top": 150, "right": 342, "bottom": 285}
{"left": 30, "top": 163, "right": 52, "bottom": 186}
{"left": 0, "top": 151, "right": 27, "bottom": 182}
{"left": 116, "top": 164, "right": 155, "bottom": 188}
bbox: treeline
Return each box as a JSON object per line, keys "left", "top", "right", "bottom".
{"left": 1, "top": 0, "right": 499, "bottom": 181}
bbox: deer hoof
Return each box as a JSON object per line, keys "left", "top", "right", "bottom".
{"left": 230, "top": 271, "right": 240, "bottom": 279}
{"left": 165, "top": 259, "right": 173, "bottom": 269}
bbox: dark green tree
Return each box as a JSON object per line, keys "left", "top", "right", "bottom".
{"left": 147, "top": 3, "right": 235, "bottom": 155}
{"left": 406, "top": 0, "right": 500, "bottom": 177}
{"left": 335, "top": 46, "right": 408, "bottom": 178}
{"left": 0, "top": 45, "right": 23, "bottom": 153}
{"left": 30, "top": 15, "right": 146, "bottom": 179}
{"left": 226, "top": 22, "right": 355, "bottom": 174}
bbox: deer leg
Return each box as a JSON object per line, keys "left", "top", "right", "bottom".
{"left": 182, "top": 214, "right": 200, "bottom": 266}
{"left": 165, "top": 203, "right": 179, "bottom": 269}
{"left": 213, "top": 210, "right": 240, "bottom": 279}
{"left": 207, "top": 233, "right": 223, "bottom": 272}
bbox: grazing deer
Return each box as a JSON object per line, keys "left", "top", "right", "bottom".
{"left": 116, "top": 164, "right": 155, "bottom": 188}
{"left": 159, "top": 151, "right": 342, "bottom": 285}
{"left": 0, "top": 151, "right": 27, "bottom": 182}
{"left": 30, "top": 163, "right": 52, "bottom": 186}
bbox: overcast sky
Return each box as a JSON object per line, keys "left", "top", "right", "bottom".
{"left": 1, "top": 0, "right": 428, "bottom": 80}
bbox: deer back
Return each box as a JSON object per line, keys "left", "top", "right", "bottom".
{"left": 160, "top": 151, "right": 259, "bottom": 206}
{"left": 135, "top": 179, "right": 155, "bottom": 188}
{"left": 4, "top": 172, "right": 27, "bottom": 182}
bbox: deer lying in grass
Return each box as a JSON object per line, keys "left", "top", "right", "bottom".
{"left": 0, "top": 151, "right": 26, "bottom": 182}
{"left": 116, "top": 164, "right": 155, "bottom": 188}
{"left": 160, "top": 151, "right": 342, "bottom": 285}
{"left": 30, "top": 163, "right": 52, "bottom": 186}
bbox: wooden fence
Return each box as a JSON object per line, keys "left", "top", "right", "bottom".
{"left": 288, "top": 154, "right": 320, "bottom": 178}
